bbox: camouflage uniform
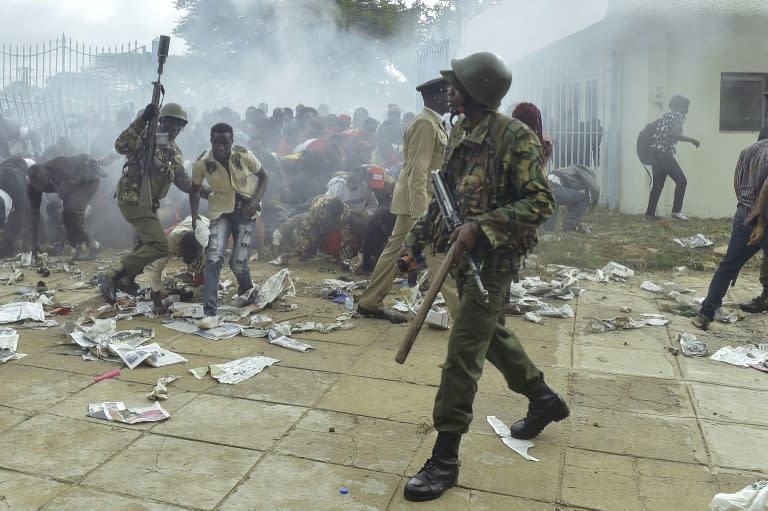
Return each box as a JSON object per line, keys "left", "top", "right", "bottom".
{"left": 405, "top": 112, "right": 555, "bottom": 434}
{"left": 113, "top": 118, "right": 195, "bottom": 280}
{"left": 294, "top": 195, "right": 356, "bottom": 260}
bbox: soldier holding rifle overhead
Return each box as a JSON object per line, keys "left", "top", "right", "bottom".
{"left": 398, "top": 52, "right": 570, "bottom": 502}
{"left": 99, "top": 35, "right": 207, "bottom": 303}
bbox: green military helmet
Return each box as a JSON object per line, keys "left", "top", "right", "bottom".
{"left": 441, "top": 52, "right": 512, "bottom": 110}
{"left": 159, "top": 102, "right": 188, "bottom": 124}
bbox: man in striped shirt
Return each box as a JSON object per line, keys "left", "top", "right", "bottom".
{"left": 693, "top": 130, "right": 768, "bottom": 330}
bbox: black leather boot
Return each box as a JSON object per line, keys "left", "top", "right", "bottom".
{"left": 509, "top": 382, "right": 569, "bottom": 440}
{"left": 99, "top": 269, "right": 125, "bottom": 305}
{"left": 404, "top": 433, "right": 461, "bottom": 502}
{"left": 740, "top": 289, "right": 768, "bottom": 314}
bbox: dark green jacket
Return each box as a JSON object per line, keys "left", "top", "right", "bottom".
{"left": 406, "top": 112, "right": 554, "bottom": 261}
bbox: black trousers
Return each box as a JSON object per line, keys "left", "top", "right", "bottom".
{"left": 646, "top": 151, "right": 687, "bottom": 216}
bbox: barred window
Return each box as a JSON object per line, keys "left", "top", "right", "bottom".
{"left": 720, "top": 73, "right": 767, "bottom": 131}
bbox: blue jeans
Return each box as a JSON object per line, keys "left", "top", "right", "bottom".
{"left": 203, "top": 213, "right": 255, "bottom": 316}
{"left": 700, "top": 207, "right": 768, "bottom": 320}
{"left": 542, "top": 184, "right": 590, "bottom": 231}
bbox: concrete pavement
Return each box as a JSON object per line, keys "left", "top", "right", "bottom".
{"left": 0, "top": 255, "right": 766, "bottom": 510}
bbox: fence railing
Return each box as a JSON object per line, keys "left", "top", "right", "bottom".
{"left": 0, "top": 35, "right": 151, "bottom": 155}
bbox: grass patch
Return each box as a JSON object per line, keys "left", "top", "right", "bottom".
{"left": 532, "top": 209, "right": 755, "bottom": 273}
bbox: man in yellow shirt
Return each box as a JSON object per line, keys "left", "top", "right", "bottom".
{"left": 190, "top": 123, "right": 268, "bottom": 329}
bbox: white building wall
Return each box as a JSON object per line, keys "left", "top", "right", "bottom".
{"left": 498, "top": 13, "right": 768, "bottom": 218}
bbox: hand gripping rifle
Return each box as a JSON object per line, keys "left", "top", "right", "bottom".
{"left": 431, "top": 169, "right": 489, "bottom": 302}
{"left": 394, "top": 169, "right": 489, "bottom": 364}
{"left": 139, "top": 35, "right": 171, "bottom": 209}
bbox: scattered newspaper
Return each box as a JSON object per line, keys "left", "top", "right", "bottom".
{"left": 253, "top": 268, "right": 295, "bottom": 311}
{"left": 268, "top": 335, "right": 314, "bottom": 352}
{"left": 673, "top": 234, "right": 713, "bottom": 249}
{"left": 194, "top": 323, "right": 242, "bottom": 340}
{"left": 0, "top": 302, "right": 45, "bottom": 323}
{"left": 0, "top": 328, "right": 26, "bottom": 362}
{"left": 487, "top": 416, "right": 539, "bottom": 462}
{"left": 162, "top": 319, "right": 200, "bottom": 334}
{"left": 0, "top": 269, "right": 24, "bottom": 285}
{"left": 208, "top": 355, "right": 280, "bottom": 384}
{"left": 87, "top": 401, "right": 170, "bottom": 424}
{"left": 170, "top": 302, "right": 205, "bottom": 319}
{"left": 591, "top": 314, "right": 670, "bottom": 332}
{"left": 0, "top": 328, "right": 19, "bottom": 350}
{"left": 109, "top": 343, "right": 155, "bottom": 370}
{"left": 710, "top": 344, "right": 768, "bottom": 368}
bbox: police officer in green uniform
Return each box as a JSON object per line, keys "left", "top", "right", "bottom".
{"left": 400, "top": 52, "right": 570, "bottom": 502}
{"left": 99, "top": 102, "right": 206, "bottom": 303}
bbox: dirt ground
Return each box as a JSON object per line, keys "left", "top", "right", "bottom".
{"left": 1, "top": 220, "right": 767, "bottom": 510}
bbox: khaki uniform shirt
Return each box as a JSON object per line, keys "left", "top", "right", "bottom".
{"left": 390, "top": 108, "right": 447, "bottom": 218}
{"left": 192, "top": 146, "right": 262, "bottom": 220}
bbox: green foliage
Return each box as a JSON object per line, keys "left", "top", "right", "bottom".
{"left": 174, "top": 0, "right": 420, "bottom": 57}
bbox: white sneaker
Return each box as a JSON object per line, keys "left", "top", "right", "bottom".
{"left": 197, "top": 315, "right": 221, "bottom": 330}
{"left": 671, "top": 212, "right": 689, "bottom": 221}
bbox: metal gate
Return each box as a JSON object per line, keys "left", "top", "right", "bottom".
{"left": 510, "top": 53, "right": 621, "bottom": 209}
{"left": 0, "top": 35, "right": 151, "bottom": 153}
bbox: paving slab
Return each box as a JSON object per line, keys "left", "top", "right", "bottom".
{"left": 573, "top": 344, "right": 678, "bottom": 378}
{"left": 152, "top": 394, "right": 305, "bottom": 450}
{"left": 276, "top": 409, "right": 424, "bottom": 473}
{"left": 690, "top": 381, "right": 768, "bottom": 426}
{"left": 0, "top": 365, "right": 95, "bottom": 413}
{"left": 82, "top": 434, "right": 259, "bottom": 510}
{"left": 315, "top": 375, "right": 437, "bottom": 424}
{"left": 0, "top": 404, "right": 32, "bottom": 434}
{"left": 568, "top": 406, "right": 707, "bottom": 463}
{"left": 207, "top": 365, "right": 338, "bottom": 407}
{"left": 218, "top": 453, "right": 400, "bottom": 511}
{"left": 701, "top": 420, "right": 768, "bottom": 472}
{"left": 678, "top": 356, "right": 768, "bottom": 389}
{"left": 570, "top": 372, "right": 694, "bottom": 416}
{"left": 40, "top": 487, "right": 187, "bottom": 510}
{"left": 0, "top": 469, "right": 70, "bottom": 511}
{"left": 561, "top": 449, "right": 716, "bottom": 511}
{"left": 0, "top": 413, "right": 141, "bottom": 481}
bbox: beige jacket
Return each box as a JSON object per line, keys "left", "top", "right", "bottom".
{"left": 191, "top": 146, "right": 262, "bottom": 220}
{"left": 390, "top": 108, "right": 447, "bottom": 218}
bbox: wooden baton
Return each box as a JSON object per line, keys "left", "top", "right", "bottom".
{"left": 395, "top": 243, "right": 457, "bottom": 364}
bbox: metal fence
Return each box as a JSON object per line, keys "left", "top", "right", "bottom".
{"left": 510, "top": 57, "right": 620, "bottom": 208}
{"left": 0, "top": 35, "right": 152, "bottom": 153}
{"left": 416, "top": 39, "right": 451, "bottom": 85}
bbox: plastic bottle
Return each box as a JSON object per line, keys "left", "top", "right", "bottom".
{"left": 344, "top": 294, "right": 354, "bottom": 310}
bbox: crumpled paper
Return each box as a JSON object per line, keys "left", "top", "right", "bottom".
{"left": 673, "top": 234, "right": 713, "bottom": 249}
{"left": 678, "top": 332, "right": 709, "bottom": 357}
{"left": 146, "top": 375, "right": 181, "bottom": 400}
{"left": 486, "top": 415, "right": 539, "bottom": 462}
{"left": 591, "top": 314, "right": 669, "bottom": 332}
{"left": 253, "top": 268, "right": 296, "bottom": 311}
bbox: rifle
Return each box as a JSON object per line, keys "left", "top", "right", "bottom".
{"left": 431, "top": 168, "right": 489, "bottom": 302}
{"left": 139, "top": 35, "right": 171, "bottom": 209}
{"left": 394, "top": 169, "right": 489, "bottom": 364}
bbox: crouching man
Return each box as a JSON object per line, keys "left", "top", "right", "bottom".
{"left": 28, "top": 154, "right": 103, "bottom": 260}
{"left": 146, "top": 215, "right": 209, "bottom": 311}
